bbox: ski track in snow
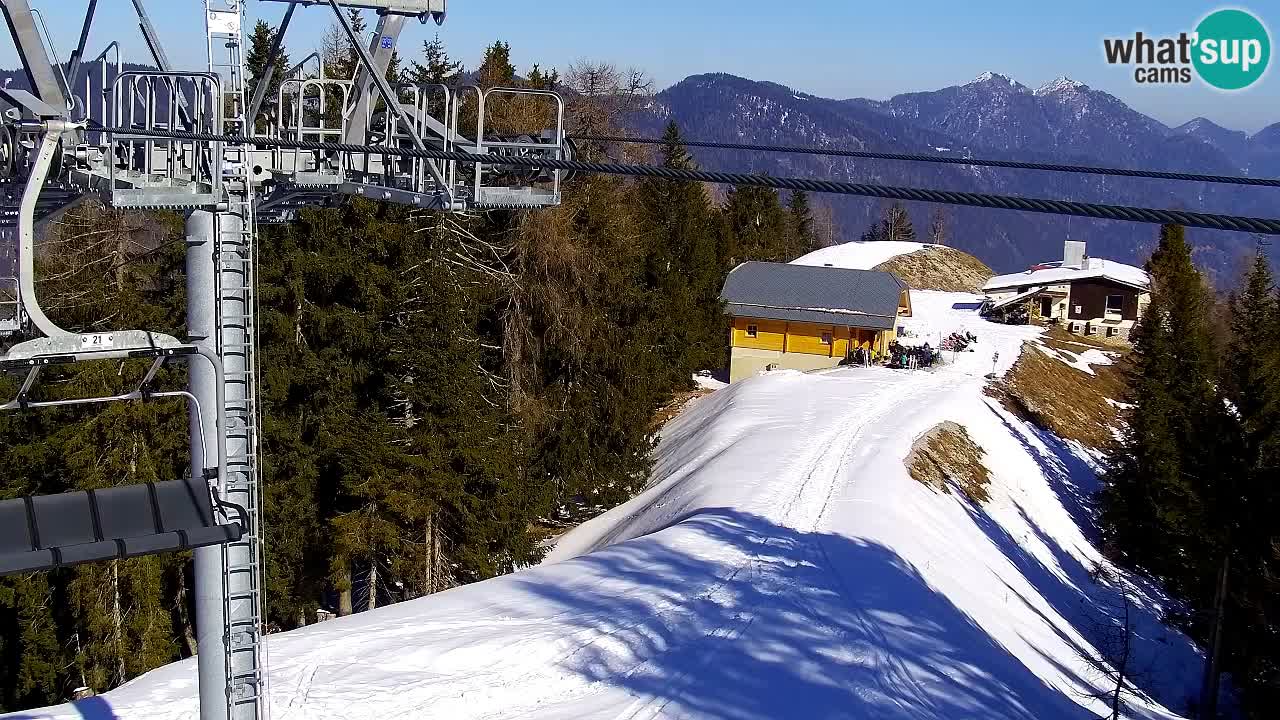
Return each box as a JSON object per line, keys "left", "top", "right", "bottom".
{"left": 9, "top": 292, "right": 1203, "bottom": 720}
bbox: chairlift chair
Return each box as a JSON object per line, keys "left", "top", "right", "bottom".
{"left": 0, "top": 476, "right": 246, "bottom": 577}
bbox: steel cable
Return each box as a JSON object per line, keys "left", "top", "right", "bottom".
{"left": 105, "top": 127, "right": 1280, "bottom": 235}
{"left": 570, "top": 133, "right": 1280, "bottom": 189}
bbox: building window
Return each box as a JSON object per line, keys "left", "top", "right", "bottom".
{"left": 820, "top": 332, "right": 833, "bottom": 345}
{"left": 1107, "top": 327, "right": 1118, "bottom": 337}
{"left": 1106, "top": 295, "right": 1124, "bottom": 314}
{"left": 1073, "top": 304, "right": 1082, "bottom": 315}
{"left": 746, "top": 324, "right": 758, "bottom": 338}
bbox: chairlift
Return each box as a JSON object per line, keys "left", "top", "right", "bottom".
{"left": 0, "top": 476, "right": 246, "bottom": 577}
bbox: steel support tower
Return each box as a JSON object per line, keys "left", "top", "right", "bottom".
{"left": 1, "top": 3, "right": 566, "bottom": 720}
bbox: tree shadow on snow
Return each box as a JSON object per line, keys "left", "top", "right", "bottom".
{"left": 952, "top": 402, "right": 1204, "bottom": 716}
{"left": 984, "top": 398, "right": 1101, "bottom": 541}
{"left": 2, "top": 696, "right": 117, "bottom": 720}
{"left": 502, "top": 508, "right": 1099, "bottom": 720}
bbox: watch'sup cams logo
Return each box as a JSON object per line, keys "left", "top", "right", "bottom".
{"left": 1103, "top": 8, "right": 1270, "bottom": 90}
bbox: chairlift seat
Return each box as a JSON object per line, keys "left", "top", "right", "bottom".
{"left": 0, "top": 477, "right": 242, "bottom": 576}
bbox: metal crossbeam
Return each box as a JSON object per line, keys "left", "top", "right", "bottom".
{"left": 0, "top": 0, "right": 70, "bottom": 110}
{"left": 245, "top": 2, "right": 295, "bottom": 133}
{"left": 261, "top": 0, "right": 445, "bottom": 20}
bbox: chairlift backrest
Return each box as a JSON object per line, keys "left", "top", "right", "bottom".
{"left": 0, "top": 476, "right": 243, "bottom": 577}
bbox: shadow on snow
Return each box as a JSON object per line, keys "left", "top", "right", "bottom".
{"left": 505, "top": 507, "right": 1099, "bottom": 720}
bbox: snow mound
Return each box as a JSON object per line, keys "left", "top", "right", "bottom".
{"left": 1040, "top": 343, "right": 1115, "bottom": 376}
{"left": 11, "top": 295, "right": 1201, "bottom": 720}
{"left": 693, "top": 371, "right": 728, "bottom": 391}
{"left": 791, "top": 241, "right": 934, "bottom": 271}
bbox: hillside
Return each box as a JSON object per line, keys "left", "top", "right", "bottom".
{"left": 874, "top": 246, "right": 992, "bottom": 293}
{"left": 791, "top": 241, "right": 993, "bottom": 292}
{"left": 639, "top": 72, "right": 1277, "bottom": 279}
{"left": 11, "top": 292, "right": 1201, "bottom": 720}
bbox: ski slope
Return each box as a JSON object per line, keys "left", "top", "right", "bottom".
{"left": 791, "top": 241, "right": 936, "bottom": 270}
{"left": 10, "top": 293, "right": 1203, "bottom": 720}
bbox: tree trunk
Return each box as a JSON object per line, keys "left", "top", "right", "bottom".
{"left": 337, "top": 565, "right": 353, "bottom": 617}
{"left": 173, "top": 567, "right": 198, "bottom": 656}
{"left": 366, "top": 560, "right": 378, "bottom": 612}
{"left": 1110, "top": 592, "right": 1132, "bottom": 720}
{"left": 112, "top": 560, "right": 125, "bottom": 684}
{"left": 1200, "top": 553, "right": 1230, "bottom": 719}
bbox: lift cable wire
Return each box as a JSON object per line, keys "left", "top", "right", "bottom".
{"left": 568, "top": 133, "right": 1280, "bottom": 189}
{"left": 105, "top": 126, "right": 1280, "bottom": 235}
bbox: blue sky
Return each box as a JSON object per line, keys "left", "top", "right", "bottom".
{"left": 4, "top": 0, "right": 1277, "bottom": 133}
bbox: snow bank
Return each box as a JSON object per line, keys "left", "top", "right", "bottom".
{"left": 791, "top": 241, "right": 936, "bottom": 271}
{"left": 693, "top": 371, "right": 728, "bottom": 391}
{"left": 10, "top": 294, "right": 1201, "bottom": 720}
{"left": 1040, "top": 343, "right": 1115, "bottom": 376}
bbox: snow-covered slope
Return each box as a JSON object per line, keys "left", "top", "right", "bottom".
{"left": 791, "top": 241, "right": 935, "bottom": 270}
{"left": 11, "top": 293, "right": 1202, "bottom": 720}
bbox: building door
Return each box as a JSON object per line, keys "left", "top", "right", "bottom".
{"left": 1039, "top": 296, "right": 1053, "bottom": 318}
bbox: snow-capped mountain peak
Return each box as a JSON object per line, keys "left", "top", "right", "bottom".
{"left": 1035, "top": 76, "right": 1089, "bottom": 96}
{"left": 967, "top": 71, "right": 1029, "bottom": 91}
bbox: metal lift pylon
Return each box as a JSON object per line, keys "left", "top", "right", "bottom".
{"left": 1, "top": 2, "right": 569, "bottom": 719}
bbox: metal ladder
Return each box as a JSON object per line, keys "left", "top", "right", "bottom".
{"left": 206, "top": 2, "right": 267, "bottom": 718}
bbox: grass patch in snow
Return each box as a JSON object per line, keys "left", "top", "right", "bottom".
{"left": 874, "top": 246, "right": 993, "bottom": 293}
{"left": 907, "top": 421, "right": 991, "bottom": 503}
{"left": 651, "top": 387, "right": 715, "bottom": 432}
{"left": 989, "top": 337, "right": 1130, "bottom": 449}
{"left": 1040, "top": 325, "right": 1117, "bottom": 352}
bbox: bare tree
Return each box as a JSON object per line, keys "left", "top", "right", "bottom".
{"left": 928, "top": 207, "right": 949, "bottom": 246}
{"left": 563, "top": 60, "right": 652, "bottom": 158}
{"left": 811, "top": 199, "right": 842, "bottom": 248}
{"left": 1079, "top": 564, "right": 1153, "bottom": 720}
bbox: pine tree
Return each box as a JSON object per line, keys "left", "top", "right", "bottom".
{"left": 525, "top": 64, "right": 559, "bottom": 90}
{"left": 859, "top": 218, "right": 887, "bottom": 243}
{"left": 406, "top": 33, "right": 462, "bottom": 87}
{"left": 723, "top": 184, "right": 788, "bottom": 264}
{"left": 636, "top": 121, "right": 725, "bottom": 387}
{"left": 1101, "top": 224, "right": 1230, "bottom": 590}
{"left": 476, "top": 40, "right": 516, "bottom": 88}
{"left": 245, "top": 20, "right": 291, "bottom": 133}
{"left": 1219, "top": 250, "right": 1280, "bottom": 717}
{"left": 786, "top": 190, "right": 817, "bottom": 260}
{"left": 506, "top": 170, "right": 669, "bottom": 517}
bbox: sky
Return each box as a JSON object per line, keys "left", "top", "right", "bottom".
{"left": 3, "top": 0, "right": 1277, "bottom": 133}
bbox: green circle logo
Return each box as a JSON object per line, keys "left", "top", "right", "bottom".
{"left": 1192, "top": 9, "right": 1271, "bottom": 90}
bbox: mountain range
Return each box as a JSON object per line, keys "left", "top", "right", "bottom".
{"left": 3, "top": 63, "right": 1277, "bottom": 279}
{"left": 634, "top": 72, "right": 1280, "bottom": 278}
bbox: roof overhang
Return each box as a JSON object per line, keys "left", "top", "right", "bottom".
{"left": 726, "top": 302, "right": 897, "bottom": 330}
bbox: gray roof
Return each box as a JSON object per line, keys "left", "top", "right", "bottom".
{"left": 720, "top": 261, "right": 907, "bottom": 330}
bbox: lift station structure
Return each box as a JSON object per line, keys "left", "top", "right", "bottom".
{"left": 0, "top": 1, "right": 569, "bottom": 719}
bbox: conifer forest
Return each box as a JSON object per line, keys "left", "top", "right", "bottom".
{"left": 0, "top": 25, "right": 824, "bottom": 709}
{"left": 1, "top": 16, "right": 1279, "bottom": 720}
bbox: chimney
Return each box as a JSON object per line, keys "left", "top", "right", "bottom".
{"left": 1063, "top": 240, "right": 1086, "bottom": 269}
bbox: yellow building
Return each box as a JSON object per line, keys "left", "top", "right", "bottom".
{"left": 720, "top": 261, "right": 912, "bottom": 383}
